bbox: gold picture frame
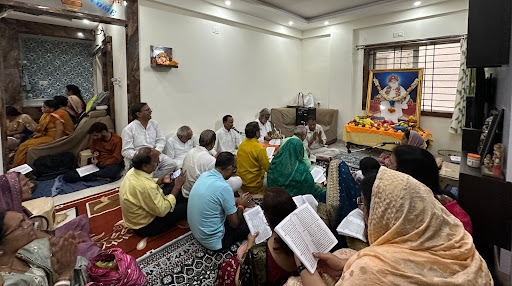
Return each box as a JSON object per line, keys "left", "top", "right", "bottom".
{"left": 366, "top": 68, "right": 423, "bottom": 124}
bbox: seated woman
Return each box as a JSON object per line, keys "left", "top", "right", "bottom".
{"left": 0, "top": 172, "right": 101, "bottom": 260}
{"left": 65, "top": 85, "right": 86, "bottom": 124}
{"left": 297, "top": 168, "right": 493, "bottom": 285}
{"left": 216, "top": 187, "right": 298, "bottom": 286}
{"left": 401, "top": 129, "right": 426, "bottom": 149}
{"left": 267, "top": 138, "right": 325, "bottom": 200}
{"left": 0, "top": 211, "right": 87, "bottom": 286}
{"left": 389, "top": 144, "right": 473, "bottom": 234}
{"left": 12, "top": 100, "right": 75, "bottom": 167}
{"left": 6, "top": 106, "right": 38, "bottom": 150}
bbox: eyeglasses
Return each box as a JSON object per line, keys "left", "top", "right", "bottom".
{"left": 356, "top": 196, "right": 364, "bottom": 206}
{"left": 4, "top": 217, "right": 33, "bottom": 238}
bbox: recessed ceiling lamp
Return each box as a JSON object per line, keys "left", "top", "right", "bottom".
{"left": 288, "top": 21, "right": 293, "bottom": 26}
{"left": 82, "top": 19, "right": 90, "bottom": 24}
{"left": 77, "top": 32, "right": 84, "bottom": 38}
{"left": 324, "top": 21, "right": 329, "bottom": 25}
{"left": 413, "top": 1, "right": 421, "bottom": 6}
{"left": 225, "top": 0, "right": 231, "bottom": 6}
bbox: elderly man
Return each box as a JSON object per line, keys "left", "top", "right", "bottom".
{"left": 237, "top": 122, "right": 270, "bottom": 195}
{"left": 164, "top": 126, "right": 198, "bottom": 168}
{"left": 121, "top": 103, "right": 176, "bottom": 177}
{"left": 256, "top": 108, "right": 272, "bottom": 142}
{"left": 188, "top": 152, "right": 254, "bottom": 250}
{"left": 182, "top": 130, "right": 242, "bottom": 198}
{"left": 304, "top": 115, "right": 340, "bottom": 160}
{"left": 282, "top": 125, "right": 314, "bottom": 171}
{"left": 213, "top": 115, "right": 241, "bottom": 155}
{"left": 119, "top": 147, "right": 187, "bottom": 237}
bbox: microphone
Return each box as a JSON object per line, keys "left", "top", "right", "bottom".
{"left": 379, "top": 141, "right": 400, "bottom": 146}
{"left": 232, "top": 127, "right": 243, "bottom": 135}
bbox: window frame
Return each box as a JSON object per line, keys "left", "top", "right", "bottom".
{"left": 360, "top": 36, "right": 464, "bottom": 118}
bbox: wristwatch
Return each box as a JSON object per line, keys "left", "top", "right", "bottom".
{"left": 297, "top": 262, "right": 307, "bottom": 274}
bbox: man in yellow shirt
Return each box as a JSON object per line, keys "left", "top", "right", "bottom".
{"left": 119, "top": 147, "right": 187, "bottom": 237}
{"left": 236, "top": 122, "right": 270, "bottom": 195}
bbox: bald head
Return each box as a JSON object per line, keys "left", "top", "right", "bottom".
{"left": 132, "top": 147, "right": 158, "bottom": 172}
{"left": 199, "top": 129, "right": 216, "bottom": 149}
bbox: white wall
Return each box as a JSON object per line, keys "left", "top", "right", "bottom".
{"left": 301, "top": 1, "right": 468, "bottom": 154}
{"left": 139, "top": 0, "right": 301, "bottom": 136}
{"left": 301, "top": 36, "right": 331, "bottom": 107}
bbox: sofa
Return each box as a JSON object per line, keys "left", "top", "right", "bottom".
{"left": 271, "top": 108, "right": 338, "bottom": 145}
{"left": 26, "top": 110, "right": 114, "bottom": 167}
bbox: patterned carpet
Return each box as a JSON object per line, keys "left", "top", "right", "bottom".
{"left": 333, "top": 150, "right": 373, "bottom": 169}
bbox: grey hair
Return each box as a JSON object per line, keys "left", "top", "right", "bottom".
{"left": 294, "top": 125, "right": 307, "bottom": 137}
{"left": 177, "top": 126, "right": 192, "bottom": 137}
{"left": 259, "top": 108, "right": 271, "bottom": 117}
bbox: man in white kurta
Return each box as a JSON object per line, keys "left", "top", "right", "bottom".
{"left": 256, "top": 108, "right": 272, "bottom": 142}
{"left": 121, "top": 103, "right": 176, "bottom": 178}
{"left": 182, "top": 129, "right": 242, "bottom": 198}
{"left": 164, "top": 126, "right": 198, "bottom": 168}
{"left": 304, "top": 116, "right": 340, "bottom": 160}
{"left": 213, "top": 115, "right": 241, "bottom": 155}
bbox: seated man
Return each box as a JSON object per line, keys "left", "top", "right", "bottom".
{"left": 164, "top": 125, "right": 198, "bottom": 168}
{"left": 63, "top": 122, "right": 124, "bottom": 183}
{"left": 119, "top": 147, "right": 187, "bottom": 237}
{"left": 256, "top": 108, "right": 272, "bottom": 142}
{"left": 188, "top": 152, "right": 254, "bottom": 250}
{"left": 282, "top": 125, "right": 314, "bottom": 171}
{"left": 182, "top": 130, "right": 242, "bottom": 198}
{"left": 121, "top": 102, "right": 176, "bottom": 177}
{"left": 213, "top": 115, "right": 241, "bottom": 155}
{"left": 304, "top": 115, "right": 340, "bottom": 160}
{"left": 237, "top": 122, "right": 270, "bottom": 195}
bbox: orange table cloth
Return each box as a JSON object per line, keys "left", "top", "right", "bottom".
{"left": 343, "top": 124, "right": 433, "bottom": 151}
{"left": 260, "top": 142, "right": 280, "bottom": 155}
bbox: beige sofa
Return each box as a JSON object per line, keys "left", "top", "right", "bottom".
{"left": 271, "top": 108, "right": 338, "bottom": 145}
{"left": 26, "top": 110, "right": 114, "bottom": 167}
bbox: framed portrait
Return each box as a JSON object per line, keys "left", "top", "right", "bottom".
{"left": 366, "top": 68, "right": 423, "bottom": 124}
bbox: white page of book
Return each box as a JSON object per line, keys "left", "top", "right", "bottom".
{"left": 243, "top": 206, "right": 272, "bottom": 244}
{"left": 293, "top": 195, "right": 318, "bottom": 212}
{"left": 269, "top": 139, "right": 281, "bottom": 145}
{"left": 275, "top": 204, "right": 338, "bottom": 274}
{"left": 266, "top": 147, "right": 275, "bottom": 159}
{"left": 76, "top": 164, "right": 100, "bottom": 177}
{"left": 336, "top": 208, "right": 367, "bottom": 242}
{"left": 8, "top": 164, "right": 33, "bottom": 174}
{"left": 310, "top": 167, "right": 326, "bottom": 184}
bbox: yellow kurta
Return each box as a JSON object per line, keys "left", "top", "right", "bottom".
{"left": 119, "top": 168, "right": 176, "bottom": 229}
{"left": 236, "top": 138, "right": 270, "bottom": 195}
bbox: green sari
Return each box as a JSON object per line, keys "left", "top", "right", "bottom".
{"left": 267, "top": 137, "right": 325, "bottom": 199}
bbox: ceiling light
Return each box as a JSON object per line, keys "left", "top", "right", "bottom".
{"left": 413, "top": 1, "right": 421, "bottom": 6}
{"left": 77, "top": 32, "right": 84, "bottom": 38}
{"left": 123, "top": 1, "right": 128, "bottom": 6}
{"left": 288, "top": 21, "right": 293, "bottom": 26}
{"left": 225, "top": 0, "right": 231, "bottom": 6}
{"left": 324, "top": 21, "right": 329, "bottom": 25}
{"left": 82, "top": 19, "right": 90, "bottom": 24}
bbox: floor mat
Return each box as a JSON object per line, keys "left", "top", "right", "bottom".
{"left": 137, "top": 232, "right": 240, "bottom": 285}
{"left": 55, "top": 188, "right": 189, "bottom": 259}
{"left": 332, "top": 150, "right": 375, "bottom": 169}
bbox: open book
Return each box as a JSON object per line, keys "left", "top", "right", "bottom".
{"left": 76, "top": 164, "right": 100, "bottom": 177}
{"left": 310, "top": 166, "right": 326, "bottom": 184}
{"left": 293, "top": 194, "right": 318, "bottom": 212}
{"left": 266, "top": 147, "right": 276, "bottom": 159}
{"left": 243, "top": 206, "right": 272, "bottom": 244}
{"left": 275, "top": 204, "right": 338, "bottom": 274}
{"left": 336, "top": 208, "right": 367, "bottom": 242}
{"left": 8, "top": 164, "right": 33, "bottom": 174}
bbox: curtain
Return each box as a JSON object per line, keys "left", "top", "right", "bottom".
{"left": 449, "top": 38, "right": 475, "bottom": 134}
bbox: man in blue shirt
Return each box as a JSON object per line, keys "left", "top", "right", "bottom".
{"left": 188, "top": 152, "right": 254, "bottom": 250}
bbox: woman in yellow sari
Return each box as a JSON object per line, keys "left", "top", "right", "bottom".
{"left": 12, "top": 100, "right": 75, "bottom": 167}
{"left": 296, "top": 167, "right": 493, "bottom": 286}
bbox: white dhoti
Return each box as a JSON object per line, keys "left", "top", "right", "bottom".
{"left": 310, "top": 147, "right": 341, "bottom": 159}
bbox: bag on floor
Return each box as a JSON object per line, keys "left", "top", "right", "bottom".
{"left": 33, "top": 152, "right": 76, "bottom": 181}
{"left": 86, "top": 248, "right": 146, "bottom": 286}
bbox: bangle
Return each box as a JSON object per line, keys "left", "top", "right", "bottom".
{"left": 54, "top": 280, "right": 71, "bottom": 286}
{"left": 237, "top": 204, "right": 245, "bottom": 211}
{"left": 297, "top": 262, "right": 307, "bottom": 274}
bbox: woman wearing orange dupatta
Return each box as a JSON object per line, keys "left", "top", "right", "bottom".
{"left": 12, "top": 100, "right": 75, "bottom": 167}
{"left": 296, "top": 167, "right": 493, "bottom": 286}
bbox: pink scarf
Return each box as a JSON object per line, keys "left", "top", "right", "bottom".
{"left": 407, "top": 130, "right": 425, "bottom": 149}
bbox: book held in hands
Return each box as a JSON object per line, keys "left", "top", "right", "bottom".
{"left": 243, "top": 206, "right": 272, "bottom": 245}
{"left": 336, "top": 208, "right": 367, "bottom": 243}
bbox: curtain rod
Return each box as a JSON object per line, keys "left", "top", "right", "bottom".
{"left": 356, "top": 34, "right": 467, "bottom": 50}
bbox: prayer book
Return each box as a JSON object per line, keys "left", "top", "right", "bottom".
{"left": 76, "top": 164, "right": 100, "bottom": 177}
{"left": 269, "top": 139, "right": 281, "bottom": 145}
{"left": 293, "top": 194, "right": 318, "bottom": 212}
{"left": 266, "top": 147, "right": 276, "bottom": 159}
{"left": 8, "top": 164, "right": 33, "bottom": 174}
{"left": 336, "top": 208, "right": 367, "bottom": 242}
{"left": 275, "top": 204, "right": 338, "bottom": 274}
{"left": 243, "top": 206, "right": 272, "bottom": 244}
{"left": 310, "top": 167, "right": 326, "bottom": 184}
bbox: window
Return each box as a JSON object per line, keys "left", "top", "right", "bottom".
{"left": 362, "top": 39, "right": 462, "bottom": 116}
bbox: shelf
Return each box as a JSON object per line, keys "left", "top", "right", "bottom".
{"left": 151, "top": 64, "right": 178, "bottom": 68}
